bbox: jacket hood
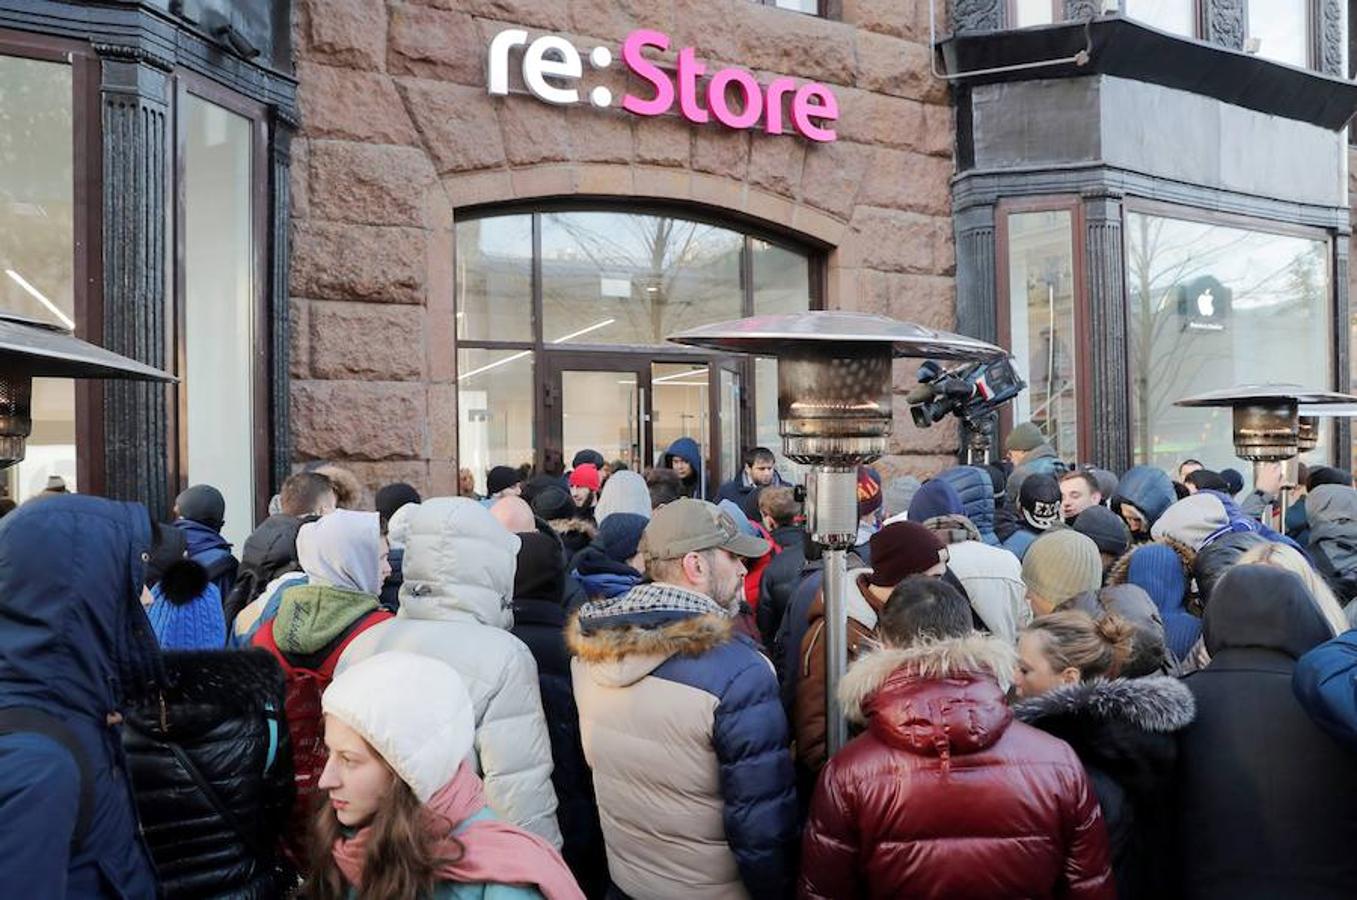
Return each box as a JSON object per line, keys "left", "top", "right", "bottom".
{"left": 1204, "top": 564, "right": 1332, "bottom": 659}
{"left": 1114, "top": 466, "right": 1177, "bottom": 526}
{"left": 1307, "top": 484, "right": 1357, "bottom": 529}
{"left": 566, "top": 609, "right": 732, "bottom": 687}
{"left": 1192, "top": 530, "right": 1269, "bottom": 604}
{"left": 513, "top": 530, "right": 565, "bottom": 606}
{"left": 175, "top": 517, "right": 232, "bottom": 555}
{"left": 937, "top": 466, "right": 999, "bottom": 544}
{"left": 274, "top": 583, "right": 380, "bottom": 656}
{"left": 907, "top": 478, "right": 964, "bottom": 522}
{"left": 663, "top": 437, "right": 704, "bottom": 488}
{"left": 549, "top": 516, "right": 597, "bottom": 543}
{"left": 398, "top": 497, "right": 520, "bottom": 629}
{"left": 593, "top": 470, "right": 652, "bottom": 525}
{"left": 297, "top": 509, "right": 381, "bottom": 595}
{"left": 1013, "top": 676, "right": 1195, "bottom": 795}
{"left": 0, "top": 495, "right": 160, "bottom": 719}
{"left": 839, "top": 635, "right": 1017, "bottom": 761}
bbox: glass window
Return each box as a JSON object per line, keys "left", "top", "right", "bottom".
{"left": 561, "top": 370, "right": 642, "bottom": 472}
{"left": 455, "top": 215, "right": 533, "bottom": 342}
{"left": 1123, "top": 0, "right": 1196, "bottom": 37}
{"left": 0, "top": 55, "right": 76, "bottom": 500}
{"left": 458, "top": 348, "right": 534, "bottom": 495}
{"left": 1126, "top": 212, "right": 1332, "bottom": 473}
{"left": 1012, "top": 0, "right": 1056, "bottom": 28}
{"left": 541, "top": 212, "right": 743, "bottom": 346}
{"left": 1005, "top": 209, "right": 1079, "bottom": 459}
{"left": 184, "top": 95, "right": 256, "bottom": 549}
{"left": 1248, "top": 0, "right": 1309, "bottom": 67}
{"left": 652, "top": 362, "right": 710, "bottom": 489}
{"left": 752, "top": 238, "right": 812, "bottom": 317}
{"left": 765, "top": 0, "right": 820, "bottom": 14}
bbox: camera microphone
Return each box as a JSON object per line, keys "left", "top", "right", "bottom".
{"left": 905, "top": 383, "right": 937, "bottom": 404}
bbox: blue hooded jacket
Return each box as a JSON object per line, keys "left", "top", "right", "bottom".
{"left": 174, "top": 517, "right": 237, "bottom": 600}
{"left": 1294, "top": 630, "right": 1357, "bottom": 752}
{"left": 1113, "top": 466, "right": 1177, "bottom": 529}
{"left": 0, "top": 495, "right": 160, "bottom": 898}
{"left": 663, "top": 436, "right": 705, "bottom": 499}
{"left": 906, "top": 479, "right": 963, "bottom": 523}
{"left": 937, "top": 466, "right": 1001, "bottom": 546}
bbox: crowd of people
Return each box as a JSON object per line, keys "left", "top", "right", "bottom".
{"left": 2, "top": 429, "right": 1357, "bottom": 899}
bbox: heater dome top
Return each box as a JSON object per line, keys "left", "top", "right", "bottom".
{"left": 668, "top": 312, "right": 1007, "bottom": 361}
{"left": 1175, "top": 383, "right": 1357, "bottom": 408}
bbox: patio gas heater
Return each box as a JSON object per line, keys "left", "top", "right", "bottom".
{"left": 670, "top": 312, "right": 1006, "bottom": 753}
{"left": 1175, "top": 384, "right": 1357, "bottom": 525}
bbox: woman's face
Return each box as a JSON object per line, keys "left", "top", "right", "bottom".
{"left": 671, "top": 457, "right": 694, "bottom": 479}
{"left": 1014, "top": 632, "right": 1079, "bottom": 699}
{"left": 317, "top": 716, "right": 395, "bottom": 828}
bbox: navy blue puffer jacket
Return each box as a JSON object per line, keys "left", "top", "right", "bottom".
{"left": 939, "top": 466, "right": 1001, "bottom": 545}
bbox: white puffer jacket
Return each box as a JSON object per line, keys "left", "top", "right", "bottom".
{"left": 337, "top": 497, "right": 561, "bottom": 846}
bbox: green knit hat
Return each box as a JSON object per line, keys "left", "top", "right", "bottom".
{"left": 1022, "top": 529, "right": 1104, "bottom": 608}
{"left": 1006, "top": 421, "right": 1045, "bottom": 453}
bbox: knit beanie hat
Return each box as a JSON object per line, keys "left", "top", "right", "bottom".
{"left": 1006, "top": 422, "right": 1045, "bottom": 453}
{"left": 175, "top": 484, "right": 226, "bottom": 531}
{"left": 487, "top": 465, "right": 522, "bottom": 496}
{"left": 1022, "top": 530, "right": 1103, "bottom": 607}
{"left": 866, "top": 521, "right": 947, "bottom": 587}
{"left": 1150, "top": 493, "right": 1230, "bottom": 550}
{"left": 1220, "top": 467, "right": 1245, "bottom": 495}
{"left": 1020, "top": 474, "right": 1062, "bottom": 530}
{"left": 1072, "top": 505, "right": 1131, "bottom": 557}
{"left": 375, "top": 482, "right": 421, "bottom": 525}
{"left": 857, "top": 466, "right": 883, "bottom": 518}
{"left": 323, "top": 652, "right": 476, "bottom": 803}
{"left": 594, "top": 470, "right": 652, "bottom": 525}
{"left": 147, "top": 576, "right": 225, "bottom": 651}
{"left": 531, "top": 485, "right": 577, "bottom": 522}
{"left": 907, "top": 478, "right": 964, "bottom": 523}
{"left": 594, "top": 512, "right": 648, "bottom": 563}
{"left": 1126, "top": 543, "right": 1188, "bottom": 614}
{"left": 569, "top": 464, "right": 601, "bottom": 492}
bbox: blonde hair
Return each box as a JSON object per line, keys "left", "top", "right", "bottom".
{"left": 1024, "top": 610, "right": 1137, "bottom": 681}
{"left": 1236, "top": 542, "right": 1347, "bottom": 637}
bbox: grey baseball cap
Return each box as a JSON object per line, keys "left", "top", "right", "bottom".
{"left": 640, "top": 498, "right": 770, "bottom": 561}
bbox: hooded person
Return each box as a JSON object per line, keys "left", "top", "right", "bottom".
{"left": 1175, "top": 565, "right": 1357, "bottom": 899}
{"left": 1306, "top": 483, "right": 1357, "bottom": 603}
{"left": 1022, "top": 529, "right": 1105, "bottom": 616}
{"left": 1014, "top": 611, "right": 1195, "bottom": 900}
{"left": 1151, "top": 490, "right": 1279, "bottom": 552}
{"left": 250, "top": 509, "right": 395, "bottom": 864}
{"left": 1115, "top": 543, "right": 1201, "bottom": 663}
{"left": 800, "top": 578, "right": 1115, "bottom": 900}
{"left": 0, "top": 495, "right": 163, "bottom": 897}
{"left": 591, "top": 469, "right": 651, "bottom": 526}
{"left": 660, "top": 436, "right": 705, "bottom": 499}
{"left": 936, "top": 465, "right": 1001, "bottom": 545}
{"left": 510, "top": 532, "right": 607, "bottom": 895}
{"left": 1112, "top": 466, "right": 1177, "bottom": 543}
{"left": 906, "top": 477, "right": 964, "bottom": 523}
{"left": 1003, "top": 473, "right": 1064, "bottom": 560}
{"left": 312, "top": 653, "right": 583, "bottom": 900}
{"left": 335, "top": 498, "right": 562, "bottom": 848}
{"left": 173, "top": 483, "right": 239, "bottom": 601}
{"left": 570, "top": 513, "right": 647, "bottom": 604}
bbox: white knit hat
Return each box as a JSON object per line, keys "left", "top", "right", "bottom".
{"left": 322, "top": 652, "right": 475, "bottom": 802}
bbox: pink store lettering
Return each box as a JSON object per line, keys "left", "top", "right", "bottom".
{"left": 487, "top": 27, "right": 840, "bottom": 142}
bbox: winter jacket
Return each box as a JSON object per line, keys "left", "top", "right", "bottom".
{"left": 338, "top": 498, "right": 562, "bottom": 847}
{"left": 175, "top": 517, "right": 238, "bottom": 602}
{"left": 379, "top": 545, "right": 404, "bottom": 611}
{"left": 1192, "top": 531, "right": 1269, "bottom": 605}
{"left": 510, "top": 533, "right": 606, "bottom": 897}
{"left": 1002, "top": 525, "right": 1040, "bottom": 560}
{"left": 570, "top": 546, "right": 643, "bottom": 602}
{"left": 547, "top": 517, "right": 596, "bottom": 570}
{"left": 1112, "top": 466, "right": 1176, "bottom": 533}
{"left": 1285, "top": 499, "right": 1311, "bottom": 548}
{"left": 567, "top": 584, "right": 798, "bottom": 900}
{"left": 799, "top": 637, "right": 1115, "bottom": 900}
{"left": 756, "top": 525, "right": 807, "bottom": 648}
{"left": 1175, "top": 565, "right": 1357, "bottom": 899}
{"left": 123, "top": 649, "right": 294, "bottom": 899}
{"left": 1006, "top": 443, "right": 1065, "bottom": 505}
{"left": 224, "top": 514, "right": 306, "bottom": 626}
{"left": 662, "top": 436, "right": 706, "bottom": 499}
{"left": 774, "top": 549, "right": 868, "bottom": 715}
{"left": 1295, "top": 630, "right": 1357, "bottom": 752}
{"left": 715, "top": 470, "right": 786, "bottom": 522}
{"left": 1307, "top": 484, "right": 1357, "bottom": 602}
{"left": 944, "top": 539, "right": 1032, "bottom": 644}
{"left": 1014, "top": 677, "right": 1195, "bottom": 900}
{"left": 793, "top": 571, "right": 883, "bottom": 773}
{"left": 937, "top": 465, "right": 1001, "bottom": 545}
{"left": 0, "top": 495, "right": 160, "bottom": 899}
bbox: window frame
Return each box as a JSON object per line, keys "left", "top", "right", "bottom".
{"left": 171, "top": 71, "right": 272, "bottom": 525}
{"left": 1244, "top": 0, "right": 1315, "bottom": 69}
{"left": 994, "top": 195, "right": 1093, "bottom": 461}
{"left": 454, "top": 202, "right": 827, "bottom": 474}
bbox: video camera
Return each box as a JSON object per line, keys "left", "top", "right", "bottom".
{"left": 907, "top": 355, "right": 1026, "bottom": 430}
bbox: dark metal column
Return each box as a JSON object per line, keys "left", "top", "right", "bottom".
{"left": 97, "top": 47, "right": 172, "bottom": 517}
{"left": 269, "top": 110, "right": 295, "bottom": 492}
{"left": 955, "top": 204, "right": 998, "bottom": 344}
{"left": 1083, "top": 194, "right": 1132, "bottom": 473}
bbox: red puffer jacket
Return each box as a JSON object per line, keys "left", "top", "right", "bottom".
{"left": 799, "top": 635, "right": 1116, "bottom": 900}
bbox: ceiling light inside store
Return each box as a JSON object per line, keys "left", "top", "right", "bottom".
{"left": 5, "top": 270, "right": 74, "bottom": 330}
{"left": 458, "top": 318, "right": 618, "bottom": 382}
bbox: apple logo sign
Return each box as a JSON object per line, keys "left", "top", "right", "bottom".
{"left": 1196, "top": 288, "right": 1215, "bottom": 318}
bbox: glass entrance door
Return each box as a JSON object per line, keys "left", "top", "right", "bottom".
{"left": 559, "top": 368, "right": 644, "bottom": 472}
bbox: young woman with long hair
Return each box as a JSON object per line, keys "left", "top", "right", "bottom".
{"left": 307, "top": 652, "right": 582, "bottom": 900}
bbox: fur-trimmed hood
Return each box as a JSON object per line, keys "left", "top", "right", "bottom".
{"left": 1013, "top": 676, "right": 1194, "bottom": 796}
{"left": 566, "top": 611, "right": 732, "bottom": 688}
{"left": 837, "top": 635, "right": 1018, "bottom": 761}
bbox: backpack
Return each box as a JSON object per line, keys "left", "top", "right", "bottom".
{"left": 251, "top": 609, "right": 392, "bottom": 865}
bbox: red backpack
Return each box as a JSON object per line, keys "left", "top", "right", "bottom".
{"left": 252, "top": 608, "right": 392, "bottom": 866}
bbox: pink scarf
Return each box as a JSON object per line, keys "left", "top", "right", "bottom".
{"left": 332, "top": 763, "right": 584, "bottom": 900}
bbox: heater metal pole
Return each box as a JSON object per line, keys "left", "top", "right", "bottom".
{"left": 822, "top": 545, "right": 850, "bottom": 754}
{"left": 807, "top": 465, "right": 861, "bottom": 756}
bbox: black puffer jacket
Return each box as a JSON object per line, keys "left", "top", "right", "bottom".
{"left": 122, "top": 649, "right": 294, "bottom": 899}
{"left": 223, "top": 514, "right": 306, "bottom": 625}
{"left": 756, "top": 524, "right": 806, "bottom": 648}
{"left": 1015, "top": 676, "right": 1195, "bottom": 900}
